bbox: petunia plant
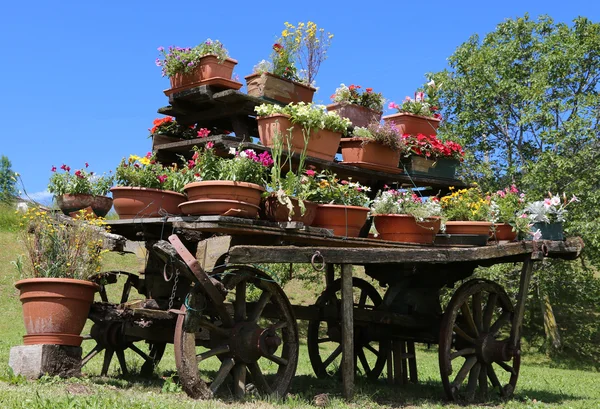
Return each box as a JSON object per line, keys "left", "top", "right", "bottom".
{"left": 388, "top": 79, "right": 442, "bottom": 119}
{"left": 48, "top": 163, "right": 113, "bottom": 197}
{"left": 330, "top": 84, "right": 384, "bottom": 111}
{"left": 156, "top": 39, "right": 230, "bottom": 78}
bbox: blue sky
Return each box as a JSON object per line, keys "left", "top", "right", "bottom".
{"left": 1, "top": 0, "right": 599, "bottom": 204}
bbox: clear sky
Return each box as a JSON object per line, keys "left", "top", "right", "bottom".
{"left": 1, "top": 0, "right": 599, "bottom": 203}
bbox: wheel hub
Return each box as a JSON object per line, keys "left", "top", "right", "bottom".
{"left": 476, "top": 333, "right": 513, "bottom": 364}
{"left": 229, "top": 322, "right": 282, "bottom": 364}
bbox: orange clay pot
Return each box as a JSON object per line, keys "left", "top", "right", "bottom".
{"left": 340, "top": 138, "right": 401, "bottom": 169}
{"left": 373, "top": 215, "right": 441, "bottom": 244}
{"left": 257, "top": 114, "right": 342, "bottom": 161}
{"left": 326, "top": 103, "right": 382, "bottom": 128}
{"left": 261, "top": 196, "right": 318, "bottom": 225}
{"left": 382, "top": 113, "right": 441, "bottom": 136}
{"left": 15, "top": 278, "right": 99, "bottom": 347}
{"left": 110, "top": 187, "right": 185, "bottom": 219}
{"left": 169, "top": 55, "right": 237, "bottom": 89}
{"left": 312, "top": 204, "right": 370, "bottom": 237}
{"left": 490, "top": 223, "right": 518, "bottom": 241}
{"left": 245, "top": 72, "right": 316, "bottom": 104}
{"left": 183, "top": 181, "right": 265, "bottom": 207}
{"left": 444, "top": 221, "right": 492, "bottom": 235}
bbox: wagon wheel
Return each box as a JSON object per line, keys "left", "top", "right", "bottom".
{"left": 439, "top": 279, "right": 520, "bottom": 401}
{"left": 307, "top": 277, "right": 388, "bottom": 381}
{"left": 82, "top": 271, "right": 166, "bottom": 377}
{"left": 174, "top": 265, "right": 299, "bottom": 399}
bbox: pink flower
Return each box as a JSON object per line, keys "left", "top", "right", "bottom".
{"left": 85, "top": 162, "right": 89, "bottom": 168}
{"left": 305, "top": 169, "right": 316, "bottom": 177}
{"left": 415, "top": 91, "right": 425, "bottom": 102}
{"left": 51, "top": 166, "right": 56, "bottom": 172}
{"left": 341, "top": 180, "right": 349, "bottom": 185}
{"left": 206, "top": 141, "right": 214, "bottom": 149}
{"left": 187, "top": 160, "right": 195, "bottom": 169}
{"left": 258, "top": 151, "right": 273, "bottom": 167}
{"left": 146, "top": 152, "right": 152, "bottom": 159}
{"left": 197, "top": 128, "right": 211, "bottom": 138}
{"left": 75, "top": 170, "right": 85, "bottom": 179}
{"left": 157, "top": 174, "right": 168, "bottom": 184}
{"left": 496, "top": 190, "right": 506, "bottom": 198}
{"left": 532, "top": 229, "right": 542, "bottom": 240}
{"left": 388, "top": 102, "right": 399, "bottom": 110}
{"left": 510, "top": 184, "right": 519, "bottom": 194}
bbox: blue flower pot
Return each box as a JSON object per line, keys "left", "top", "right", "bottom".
{"left": 528, "top": 222, "right": 564, "bottom": 240}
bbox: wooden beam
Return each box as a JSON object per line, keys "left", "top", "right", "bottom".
{"left": 510, "top": 257, "right": 534, "bottom": 351}
{"left": 341, "top": 264, "right": 354, "bottom": 400}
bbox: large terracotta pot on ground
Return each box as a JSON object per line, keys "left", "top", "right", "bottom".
{"left": 490, "top": 223, "right": 518, "bottom": 241}
{"left": 56, "top": 194, "right": 113, "bottom": 218}
{"left": 183, "top": 181, "right": 265, "bottom": 206}
{"left": 261, "top": 196, "right": 318, "bottom": 225}
{"left": 245, "top": 72, "right": 316, "bottom": 104}
{"left": 326, "top": 103, "right": 382, "bottom": 128}
{"left": 382, "top": 113, "right": 441, "bottom": 136}
{"left": 312, "top": 204, "right": 370, "bottom": 237}
{"left": 444, "top": 221, "right": 492, "bottom": 235}
{"left": 257, "top": 114, "right": 342, "bottom": 161}
{"left": 169, "top": 56, "right": 238, "bottom": 90}
{"left": 15, "top": 278, "right": 99, "bottom": 347}
{"left": 340, "top": 138, "right": 401, "bottom": 173}
{"left": 374, "top": 215, "right": 441, "bottom": 244}
{"left": 110, "top": 187, "right": 186, "bottom": 219}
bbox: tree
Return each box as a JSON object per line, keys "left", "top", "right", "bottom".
{"left": 432, "top": 15, "right": 600, "bottom": 360}
{"left": 0, "top": 155, "right": 18, "bottom": 203}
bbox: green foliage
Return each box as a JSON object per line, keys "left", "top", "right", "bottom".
{"left": 47, "top": 164, "right": 113, "bottom": 196}
{"left": 331, "top": 84, "right": 384, "bottom": 111}
{"left": 306, "top": 170, "right": 371, "bottom": 207}
{"left": 156, "top": 40, "right": 229, "bottom": 78}
{"left": 0, "top": 155, "right": 18, "bottom": 203}
{"left": 255, "top": 102, "right": 351, "bottom": 134}
{"left": 114, "top": 153, "right": 185, "bottom": 193}
{"left": 388, "top": 79, "right": 442, "bottom": 118}
{"left": 0, "top": 201, "right": 21, "bottom": 232}
{"left": 440, "top": 186, "right": 492, "bottom": 221}
{"left": 371, "top": 189, "right": 442, "bottom": 220}
{"left": 353, "top": 122, "right": 402, "bottom": 151}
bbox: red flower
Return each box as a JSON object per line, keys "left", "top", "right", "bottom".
{"left": 192, "top": 151, "right": 199, "bottom": 161}
{"left": 75, "top": 170, "right": 85, "bottom": 179}
{"left": 51, "top": 166, "right": 57, "bottom": 172}
{"left": 187, "top": 160, "right": 195, "bottom": 169}
{"left": 305, "top": 169, "right": 315, "bottom": 176}
{"left": 273, "top": 43, "right": 283, "bottom": 54}
{"left": 85, "top": 162, "right": 89, "bottom": 168}
{"left": 157, "top": 174, "right": 168, "bottom": 184}
{"left": 341, "top": 180, "right": 349, "bottom": 185}
{"left": 206, "top": 141, "right": 214, "bottom": 149}
{"left": 146, "top": 152, "right": 152, "bottom": 158}
{"left": 366, "top": 88, "right": 373, "bottom": 93}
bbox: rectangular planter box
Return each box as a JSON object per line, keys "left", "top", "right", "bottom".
{"left": 382, "top": 112, "right": 441, "bottom": 136}
{"left": 527, "top": 222, "right": 564, "bottom": 240}
{"left": 245, "top": 72, "right": 316, "bottom": 105}
{"left": 340, "top": 138, "right": 401, "bottom": 172}
{"left": 400, "top": 156, "right": 459, "bottom": 179}
{"left": 326, "top": 103, "right": 382, "bottom": 128}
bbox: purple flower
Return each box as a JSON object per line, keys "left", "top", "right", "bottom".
{"left": 157, "top": 46, "right": 164, "bottom": 52}
{"left": 155, "top": 58, "right": 162, "bottom": 66}
{"left": 187, "top": 62, "right": 193, "bottom": 66}
{"left": 206, "top": 40, "right": 212, "bottom": 45}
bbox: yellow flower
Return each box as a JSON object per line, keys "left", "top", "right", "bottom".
{"left": 140, "top": 157, "right": 150, "bottom": 166}
{"left": 282, "top": 29, "right": 289, "bottom": 37}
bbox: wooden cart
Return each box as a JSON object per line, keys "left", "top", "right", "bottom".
{"left": 84, "top": 85, "right": 584, "bottom": 401}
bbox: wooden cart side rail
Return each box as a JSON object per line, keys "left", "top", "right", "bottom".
{"left": 227, "top": 237, "right": 583, "bottom": 265}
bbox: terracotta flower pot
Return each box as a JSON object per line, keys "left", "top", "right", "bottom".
{"left": 15, "top": 278, "right": 99, "bottom": 347}
{"left": 183, "top": 181, "right": 265, "bottom": 207}
{"left": 382, "top": 113, "right": 441, "bottom": 136}
{"left": 169, "top": 56, "right": 238, "bottom": 90}
{"left": 257, "top": 114, "right": 342, "bottom": 161}
{"left": 179, "top": 199, "right": 260, "bottom": 218}
{"left": 245, "top": 72, "right": 316, "bottom": 104}
{"left": 261, "top": 196, "right": 318, "bottom": 225}
{"left": 374, "top": 214, "right": 441, "bottom": 244}
{"left": 490, "top": 223, "right": 518, "bottom": 241}
{"left": 312, "top": 204, "right": 370, "bottom": 237}
{"left": 326, "top": 103, "right": 382, "bottom": 128}
{"left": 110, "top": 187, "right": 186, "bottom": 219}
{"left": 56, "top": 194, "right": 113, "bottom": 218}
{"left": 340, "top": 138, "right": 401, "bottom": 171}
{"left": 445, "top": 221, "right": 492, "bottom": 235}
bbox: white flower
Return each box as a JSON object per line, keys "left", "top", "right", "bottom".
{"left": 570, "top": 194, "right": 579, "bottom": 203}
{"left": 239, "top": 151, "right": 248, "bottom": 158}
{"left": 427, "top": 80, "right": 435, "bottom": 87}
{"left": 532, "top": 229, "right": 542, "bottom": 240}
{"left": 550, "top": 196, "right": 560, "bottom": 206}
{"left": 229, "top": 147, "right": 236, "bottom": 155}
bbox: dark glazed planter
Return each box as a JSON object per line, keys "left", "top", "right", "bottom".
{"left": 245, "top": 72, "right": 316, "bottom": 104}
{"left": 312, "top": 204, "right": 370, "bottom": 237}
{"left": 261, "top": 196, "right": 318, "bottom": 225}
{"left": 110, "top": 187, "right": 185, "bottom": 219}
{"left": 15, "top": 278, "right": 99, "bottom": 347}
{"left": 400, "top": 156, "right": 460, "bottom": 179}
{"left": 382, "top": 113, "right": 441, "bottom": 136}
{"left": 528, "top": 222, "right": 564, "bottom": 241}
{"left": 326, "top": 103, "right": 382, "bottom": 128}
{"left": 374, "top": 214, "right": 440, "bottom": 244}
{"left": 56, "top": 194, "right": 113, "bottom": 218}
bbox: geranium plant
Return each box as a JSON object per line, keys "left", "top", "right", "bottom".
{"left": 255, "top": 102, "right": 351, "bottom": 135}
{"left": 253, "top": 21, "right": 333, "bottom": 86}
{"left": 114, "top": 153, "right": 184, "bottom": 193}
{"left": 306, "top": 171, "right": 370, "bottom": 207}
{"left": 48, "top": 163, "right": 113, "bottom": 197}
{"left": 371, "top": 189, "right": 442, "bottom": 221}
{"left": 156, "top": 39, "right": 229, "bottom": 78}
{"left": 330, "top": 84, "right": 384, "bottom": 112}
{"left": 440, "top": 185, "right": 492, "bottom": 221}
{"left": 149, "top": 116, "right": 201, "bottom": 139}
{"left": 388, "top": 79, "right": 442, "bottom": 119}
{"left": 399, "top": 133, "right": 464, "bottom": 161}
{"left": 353, "top": 122, "right": 402, "bottom": 150}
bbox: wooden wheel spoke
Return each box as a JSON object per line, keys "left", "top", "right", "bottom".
{"left": 99, "top": 286, "right": 109, "bottom": 303}
{"left": 357, "top": 348, "right": 371, "bottom": 376}
{"left": 248, "top": 290, "right": 272, "bottom": 323}
{"left": 450, "top": 347, "right": 476, "bottom": 360}
{"left": 364, "top": 343, "right": 379, "bottom": 356}
{"left": 196, "top": 318, "right": 229, "bottom": 337}
{"left": 465, "top": 363, "right": 481, "bottom": 400}
{"left": 451, "top": 355, "right": 478, "bottom": 388}
{"left": 317, "top": 338, "right": 331, "bottom": 344}
{"left": 247, "top": 362, "right": 272, "bottom": 394}
{"left": 453, "top": 324, "right": 476, "bottom": 344}
{"left": 115, "top": 349, "right": 129, "bottom": 376}
{"left": 129, "top": 343, "right": 152, "bottom": 362}
{"left": 232, "top": 363, "right": 246, "bottom": 398}
{"left": 482, "top": 292, "right": 498, "bottom": 332}
{"left": 461, "top": 302, "right": 479, "bottom": 337}
{"left": 269, "top": 320, "right": 288, "bottom": 331}
{"left": 101, "top": 348, "right": 114, "bottom": 376}
{"left": 357, "top": 289, "right": 368, "bottom": 308}
{"left": 489, "top": 311, "right": 512, "bottom": 335}
{"left": 496, "top": 360, "right": 517, "bottom": 376}
{"left": 209, "top": 357, "right": 235, "bottom": 395}
{"left": 234, "top": 281, "right": 246, "bottom": 322}
{"left": 82, "top": 344, "right": 104, "bottom": 366}
{"left": 487, "top": 364, "right": 506, "bottom": 396}
{"left": 479, "top": 364, "right": 488, "bottom": 396}
{"left": 120, "top": 277, "right": 133, "bottom": 304}
{"left": 323, "top": 345, "right": 342, "bottom": 368}
{"left": 263, "top": 353, "right": 288, "bottom": 366}
{"left": 197, "top": 345, "right": 230, "bottom": 362}
{"left": 472, "top": 292, "right": 483, "bottom": 333}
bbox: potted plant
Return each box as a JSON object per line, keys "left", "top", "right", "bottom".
{"left": 180, "top": 144, "right": 272, "bottom": 218}
{"left": 383, "top": 79, "right": 442, "bottom": 136}
{"left": 521, "top": 192, "right": 579, "bottom": 240}
{"left": 398, "top": 133, "right": 464, "bottom": 179}
{"left": 440, "top": 185, "right": 493, "bottom": 235}
{"left": 490, "top": 185, "right": 528, "bottom": 241}
{"left": 327, "top": 84, "right": 384, "bottom": 128}
{"left": 340, "top": 122, "right": 402, "bottom": 173}
{"left": 111, "top": 152, "right": 187, "bottom": 219}
{"left": 371, "top": 188, "right": 443, "bottom": 243}
{"left": 157, "top": 39, "right": 241, "bottom": 95}
{"left": 149, "top": 116, "right": 214, "bottom": 148}
{"left": 307, "top": 171, "right": 371, "bottom": 237}
{"left": 48, "top": 163, "right": 114, "bottom": 217}
{"left": 13, "top": 208, "right": 104, "bottom": 346}
{"left": 255, "top": 102, "right": 351, "bottom": 161}
{"left": 245, "top": 21, "right": 332, "bottom": 104}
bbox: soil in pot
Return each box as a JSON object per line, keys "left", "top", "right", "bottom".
{"left": 374, "top": 215, "right": 440, "bottom": 244}
{"left": 261, "top": 196, "right": 317, "bottom": 225}
{"left": 312, "top": 204, "right": 369, "bottom": 237}
{"left": 111, "top": 187, "right": 185, "bottom": 219}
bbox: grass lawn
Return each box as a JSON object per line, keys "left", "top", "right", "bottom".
{"left": 1, "top": 229, "right": 599, "bottom": 409}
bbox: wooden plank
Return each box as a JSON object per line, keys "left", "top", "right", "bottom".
{"left": 510, "top": 257, "right": 534, "bottom": 350}
{"left": 227, "top": 238, "right": 583, "bottom": 265}
{"left": 341, "top": 264, "right": 354, "bottom": 400}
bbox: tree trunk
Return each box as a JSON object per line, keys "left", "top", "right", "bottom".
{"left": 537, "top": 283, "right": 562, "bottom": 355}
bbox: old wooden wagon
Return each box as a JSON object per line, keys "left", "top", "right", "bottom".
{"left": 84, "top": 86, "right": 584, "bottom": 402}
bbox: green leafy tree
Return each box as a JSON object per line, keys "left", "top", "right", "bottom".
{"left": 0, "top": 155, "right": 18, "bottom": 203}
{"left": 431, "top": 15, "right": 600, "bottom": 360}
